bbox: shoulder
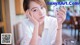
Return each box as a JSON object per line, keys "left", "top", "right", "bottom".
{"left": 18, "top": 18, "right": 33, "bottom": 27}
{"left": 14, "top": 18, "right": 34, "bottom": 32}
{"left": 16, "top": 18, "right": 34, "bottom": 37}
{"left": 19, "top": 18, "right": 34, "bottom": 32}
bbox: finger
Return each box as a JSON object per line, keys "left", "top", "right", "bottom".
{"left": 58, "top": 10, "right": 66, "bottom": 17}
{"left": 60, "top": 7, "right": 66, "bottom": 14}
{"left": 57, "top": 11, "right": 66, "bottom": 20}
{"left": 57, "top": 13, "right": 64, "bottom": 20}
{"left": 28, "top": 10, "right": 37, "bottom": 21}
{"left": 63, "top": 6, "right": 66, "bottom": 11}
{"left": 28, "top": 10, "right": 35, "bottom": 18}
{"left": 57, "top": 10, "right": 65, "bottom": 16}
{"left": 28, "top": 10, "right": 32, "bottom": 17}
{"left": 25, "top": 10, "right": 29, "bottom": 15}
{"left": 59, "top": 13, "right": 66, "bottom": 20}
{"left": 58, "top": 12, "right": 66, "bottom": 20}
{"left": 61, "top": 6, "right": 66, "bottom": 10}
{"left": 26, "top": 10, "right": 32, "bottom": 19}
{"left": 57, "top": 15, "right": 65, "bottom": 23}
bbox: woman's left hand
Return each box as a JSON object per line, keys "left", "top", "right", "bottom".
{"left": 56, "top": 7, "right": 66, "bottom": 29}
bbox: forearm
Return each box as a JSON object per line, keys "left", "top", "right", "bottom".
{"left": 55, "top": 25, "right": 62, "bottom": 45}
{"left": 30, "top": 25, "right": 39, "bottom": 45}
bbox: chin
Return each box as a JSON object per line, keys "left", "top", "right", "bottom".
{"left": 39, "top": 20, "right": 44, "bottom": 25}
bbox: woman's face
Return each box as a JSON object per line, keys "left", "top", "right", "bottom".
{"left": 28, "top": 1, "right": 46, "bottom": 23}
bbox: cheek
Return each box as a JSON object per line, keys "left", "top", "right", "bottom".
{"left": 31, "top": 12, "right": 40, "bottom": 20}
{"left": 34, "top": 16, "right": 39, "bottom": 20}
{"left": 43, "top": 8, "right": 47, "bottom": 16}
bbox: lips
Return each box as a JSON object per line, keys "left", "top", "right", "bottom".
{"left": 40, "top": 16, "right": 44, "bottom": 19}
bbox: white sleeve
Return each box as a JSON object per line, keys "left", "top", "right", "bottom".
{"left": 18, "top": 22, "right": 32, "bottom": 45}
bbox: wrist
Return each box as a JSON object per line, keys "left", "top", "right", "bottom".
{"left": 34, "top": 24, "right": 39, "bottom": 28}
{"left": 57, "top": 24, "right": 62, "bottom": 30}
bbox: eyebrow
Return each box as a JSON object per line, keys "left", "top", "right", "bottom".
{"left": 31, "top": 7, "right": 38, "bottom": 11}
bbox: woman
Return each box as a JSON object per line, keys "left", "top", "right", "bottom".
{"left": 17, "top": 0, "right": 66, "bottom": 45}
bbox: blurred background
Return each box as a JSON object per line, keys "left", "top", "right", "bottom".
{"left": 0, "top": 0, "right": 80, "bottom": 45}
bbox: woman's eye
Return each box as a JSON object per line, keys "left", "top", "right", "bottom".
{"left": 41, "top": 6, "right": 43, "bottom": 9}
{"left": 33, "top": 9, "right": 37, "bottom": 12}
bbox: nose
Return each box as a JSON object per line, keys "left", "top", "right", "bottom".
{"left": 38, "top": 9, "right": 44, "bottom": 16}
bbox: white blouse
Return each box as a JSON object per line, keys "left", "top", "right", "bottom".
{"left": 18, "top": 16, "right": 58, "bottom": 45}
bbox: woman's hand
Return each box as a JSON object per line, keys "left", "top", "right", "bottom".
{"left": 54, "top": 7, "right": 66, "bottom": 45}
{"left": 26, "top": 10, "right": 39, "bottom": 45}
{"left": 26, "top": 10, "right": 39, "bottom": 26}
{"left": 56, "top": 7, "right": 66, "bottom": 29}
